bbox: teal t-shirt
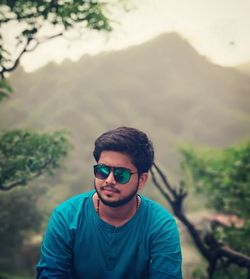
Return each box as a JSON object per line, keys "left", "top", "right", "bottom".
{"left": 37, "top": 191, "right": 182, "bottom": 278}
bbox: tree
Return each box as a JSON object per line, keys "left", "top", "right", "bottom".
{"left": 181, "top": 140, "right": 250, "bottom": 278}
{"left": 0, "top": 1, "right": 116, "bottom": 274}
{"left": 180, "top": 141, "right": 250, "bottom": 221}
{"left": 0, "top": 129, "right": 70, "bottom": 191}
{"left": 151, "top": 139, "right": 250, "bottom": 279}
{"left": 0, "top": 129, "right": 70, "bottom": 274}
{"left": 0, "top": 0, "right": 124, "bottom": 188}
{"left": 0, "top": 187, "right": 43, "bottom": 258}
{"left": 0, "top": 0, "right": 118, "bottom": 189}
{"left": 0, "top": 0, "right": 113, "bottom": 80}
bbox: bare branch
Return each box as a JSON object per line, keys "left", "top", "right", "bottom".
{"left": 24, "top": 32, "right": 64, "bottom": 54}
{"left": 150, "top": 168, "right": 173, "bottom": 204}
{"left": 0, "top": 32, "right": 63, "bottom": 78}
{"left": 205, "top": 233, "right": 250, "bottom": 268}
{"left": 151, "top": 163, "right": 250, "bottom": 276}
{"left": 151, "top": 163, "right": 211, "bottom": 261}
{"left": 0, "top": 179, "right": 26, "bottom": 191}
{"left": 219, "top": 245, "right": 250, "bottom": 268}
{"left": 153, "top": 162, "right": 177, "bottom": 198}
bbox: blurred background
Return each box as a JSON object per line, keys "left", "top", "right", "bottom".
{"left": 0, "top": 0, "right": 249, "bottom": 278}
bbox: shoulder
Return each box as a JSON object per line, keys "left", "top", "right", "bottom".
{"left": 51, "top": 190, "right": 94, "bottom": 226}
{"left": 55, "top": 190, "right": 94, "bottom": 212}
{"left": 141, "top": 195, "right": 174, "bottom": 222}
{"left": 140, "top": 196, "right": 178, "bottom": 236}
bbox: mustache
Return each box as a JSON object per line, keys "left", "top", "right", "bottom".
{"left": 101, "top": 185, "right": 120, "bottom": 193}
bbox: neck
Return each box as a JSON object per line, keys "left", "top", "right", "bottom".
{"left": 93, "top": 193, "right": 140, "bottom": 226}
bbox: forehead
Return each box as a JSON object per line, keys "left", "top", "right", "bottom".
{"left": 98, "top": 151, "right": 135, "bottom": 169}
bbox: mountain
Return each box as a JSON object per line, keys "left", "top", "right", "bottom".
{"left": 1, "top": 32, "right": 250, "bottom": 198}
{"left": 236, "top": 61, "right": 250, "bottom": 76}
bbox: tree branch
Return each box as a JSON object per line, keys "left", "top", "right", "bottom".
{"left": 204, "top": 232, "right": 250, "bottom": 269}
{"left": 151, "top": 163, "right": 250, "bottom": 276}
{"left": 0, "top": 158, "right": 53, "bottom": 191}
{"left": 151, "top": 163, "right": 211, "bottom": 261}
{"left": 153, "top": 162, "right": 178, "bottom": 198}
{"left": 0, "top": 32, "right": 63, "bottom": 78}
{"left": 150, "top": 168, "right": 173, "bottom": 204}
{"left": 0, "top": 179, "right": 26, "bottom": 191}
{"left": 217, "top": 244, "right": 250, "bottom": 268}
{"left": 210, "top": 240, "right": 250, "bottom": 268}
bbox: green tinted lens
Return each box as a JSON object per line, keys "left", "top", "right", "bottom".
{"left": 94, "top": 164, "right": 133, "bottom": 184}
{"left": 94, "top": 165, "right": 110, "bottom": 179}
{"left": 114, "top": 168, "right": 131, "bottom": 184}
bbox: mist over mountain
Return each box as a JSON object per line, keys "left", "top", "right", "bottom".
{"left": 236, "top": 61, "right": 250, "bottom": 76}
{"left": 1, "top": 32, "right": 250, "bottom": 197}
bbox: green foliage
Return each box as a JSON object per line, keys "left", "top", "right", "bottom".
{"left": 0, "top": 0, "right": 112, "bottom": 31}
{"left": 180, "top": 140, "right": 250, "bottom": 217}
{"left": 0, "top": 78, "right": 12, "bottom": 101}
{"left": 0, "top": 187, "right": 43, "bottom": 257}
{"left": 0, "top": 272, "right": 34, "bottom": 279}
{"left": 215, "top": 220, "right": 250, "bottom": 256}
{"left": 192, "top": 267, "right": 207, "bottom": 279}
{"left": 0, "top": 129, "right": 71, "bottom": 191}
{"left": 212, "top": 263, "right": 248, "bottom": 279}
{"left": 0, "top": 0, "right": 115, "bottom": 77}
{"left": 192, "top": 264, "right": 248, "bottom": 279}
{"left": 0, "top": 1, "right": 118, "bottom": 276}
{"left": 180, "top": 140, "right": 250, "bottom": 277}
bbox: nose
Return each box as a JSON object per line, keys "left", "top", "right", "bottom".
{"left": 105, "top": 171, "right": 116, "bottom": 185}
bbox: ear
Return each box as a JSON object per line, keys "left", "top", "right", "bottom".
{"left": 138, "top": 172, "right": 148, "bottom": 190}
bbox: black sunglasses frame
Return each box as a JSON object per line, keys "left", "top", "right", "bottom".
{"left": 93, "top": 164, "right": 137, "bottom": 184}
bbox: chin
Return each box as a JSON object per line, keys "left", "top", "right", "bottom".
{"left": 99, "top": 191, "right": 138, "bottom": 208}
{"left": 98, "top": 193, "right": 122, "bottom": 207}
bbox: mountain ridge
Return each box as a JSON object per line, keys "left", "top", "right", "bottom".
{"left": 1, "top": 32, "right": 249, "bottom": 193}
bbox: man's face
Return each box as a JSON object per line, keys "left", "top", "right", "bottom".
{"left": 94, "top": 151, "right": 148, "bottom": 207}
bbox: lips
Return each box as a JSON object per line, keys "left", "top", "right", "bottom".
{"left": 101, "top": 186, "right": 119, "bottom": 193}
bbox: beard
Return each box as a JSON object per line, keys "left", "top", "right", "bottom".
{"left": 94, "top": 181, "right": 139, "bottom": 208}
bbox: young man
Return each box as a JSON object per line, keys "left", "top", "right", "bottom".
{"left": 36, "top": 127, "right": 182, "bottom": 278}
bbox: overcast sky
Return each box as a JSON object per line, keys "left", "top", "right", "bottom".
{"left": 14, "top": 0, "right": 250, "bottom": 72}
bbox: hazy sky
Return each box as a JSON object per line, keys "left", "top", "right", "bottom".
{"left": 11, "top": 0, "right": 250, "bottom": 72}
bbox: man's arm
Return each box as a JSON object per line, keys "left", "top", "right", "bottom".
{"left": 36, "top": 209, "right": 74, "bottom": 278}
{"left": 149, "top": 218, "right": 182, "bottom": 279}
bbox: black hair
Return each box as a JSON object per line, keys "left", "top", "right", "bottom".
{"left": 93, "top": 127, "right": 154, "bottom": 174}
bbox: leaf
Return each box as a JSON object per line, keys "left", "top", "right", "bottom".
{"left": 0, "top": 79, "right": 13, "bottom": 101}
{"left": 0, "top": 129, "right": 71, "bottom": 190}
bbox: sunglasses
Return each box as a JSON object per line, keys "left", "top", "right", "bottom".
{"left": 93, "top": 164, "right": 137, "bottom": 184}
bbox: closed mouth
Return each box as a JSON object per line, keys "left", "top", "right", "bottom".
{"left": 101, "top": 186, "right": 119, "bottom": 193}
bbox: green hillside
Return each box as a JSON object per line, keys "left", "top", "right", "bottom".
{"left": 1, "top": 32, "right": 250, "bottom": 205}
